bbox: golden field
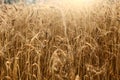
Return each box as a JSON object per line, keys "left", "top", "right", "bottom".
{"left": 0, "top": 0, "right": 120, "bottom": 80}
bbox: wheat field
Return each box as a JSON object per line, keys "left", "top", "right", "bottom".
{"left": 0, "top": 0, "right": 120, "bottom": 80}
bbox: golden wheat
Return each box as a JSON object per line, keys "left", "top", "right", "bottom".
{"left": 0, "top": 0, "right": 120, "bottom": 80}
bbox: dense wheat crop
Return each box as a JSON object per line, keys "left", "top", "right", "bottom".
{"left": 0, "top": 0, "right": 120, "bottom": 80}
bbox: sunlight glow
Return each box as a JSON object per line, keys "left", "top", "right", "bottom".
{"left": 73, "top": 0, "right": 97, "bottom": 5}
{"left": 47, "top": 0, "right": 99, "bottom": 9}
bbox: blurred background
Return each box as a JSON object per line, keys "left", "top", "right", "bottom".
{"left": 0, "top": 0, "right": 46, "bottom": 4}
{"left": 0, "top": 0, "right": 119, "bottom": 4}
